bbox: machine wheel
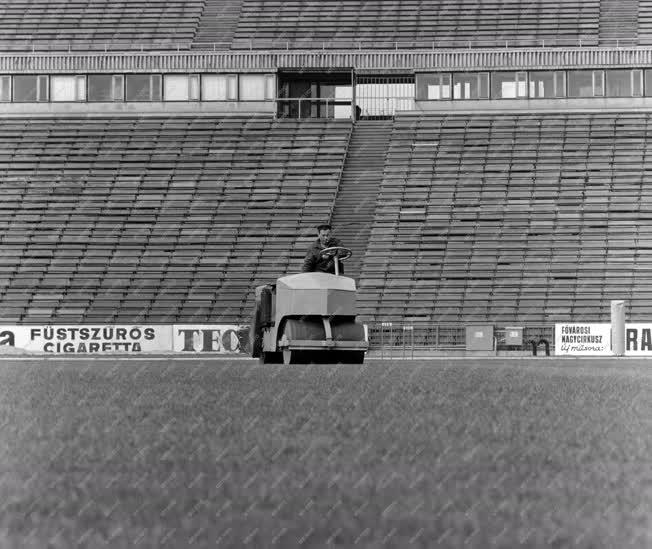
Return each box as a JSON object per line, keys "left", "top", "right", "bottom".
{"left": 283, "top": 350, "right": 310, "bottom": 364}
{"left": 260, "top": 351, "right": 283, "bottom": 364}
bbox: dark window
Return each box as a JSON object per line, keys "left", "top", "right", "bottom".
{"left": 416, "top": 73, "right": 451, "bottom": 100}
{"left": 606, "top": 69, "right": 643, "bottom": 97}
{"left": 88, "top": 75, "right": 121, "bottom": 101}
{"left": 568, "top": 70, "right": 604, "bottom": 97}
{"left": 529, "top": 71, "right": 566, "bottom": 98}
{"left": 645, "top": 70, "right": 652, "bottom": 96}
{"left": 0, "top": 76, "right": 10, "bottom": 101}
{"left": 13, "top": 75, "right": 48, "bottom": 101}
{"left": 113, "top": 75, "right": 124, "bottom": 101}
{"left": 555, "top": 72, "right": 566, "bottom": 97}
{"left": 633, "top": 69, "right": 643, "bottom": 96}
{"left": 453, "top": 73, "right": 489, "bottom": 99}
{"left": 125, "top": 74, "right": 162, "bottom": 101}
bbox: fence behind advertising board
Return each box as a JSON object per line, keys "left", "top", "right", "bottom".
{"left": 366, "top": 323, "right": 554, "bottom": 355}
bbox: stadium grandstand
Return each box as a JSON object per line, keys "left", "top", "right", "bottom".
{"left": 2, "top": 0, "right": 652, "bottom": 350}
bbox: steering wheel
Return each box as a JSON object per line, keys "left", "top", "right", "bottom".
{"left": 320, "top": 246, "right": 353, "bottom": 262}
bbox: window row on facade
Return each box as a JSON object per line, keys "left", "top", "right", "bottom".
{"left": 0, "top": 73, "right": 276, "bottom": 102}
{"left": 2, "top": 69, "right": 652, "bottom": 103}
{"left": 417, "top": 69, "right": 651, "bottom": 100}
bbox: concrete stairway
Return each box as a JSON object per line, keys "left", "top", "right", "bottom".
{"left": 600, "top": 0, "right": 639, "bottom": 46}
{"left": 192, "top": 0, "right": 243, "bottom": 49}
{"left": 329, "top": 119, "right": 393, "bottom": 281}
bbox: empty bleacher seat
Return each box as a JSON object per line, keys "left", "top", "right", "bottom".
{"left": 231, "top": 0, "right": 601, "bottom": 49}
{"left": 0, "top": 0, "right": 204, "bottom": 50}
{"left": 0, "top": 115, "right": 352, "bottom": 323}
{"left": 357, "top": 111, "right": 652, "bottom": 324}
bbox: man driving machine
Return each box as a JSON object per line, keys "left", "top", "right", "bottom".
{"left": 302, "top": 224, "right": 346, "bottom": 275}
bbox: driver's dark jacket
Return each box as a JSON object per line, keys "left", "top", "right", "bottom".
{"left": 302, "top": 237, "right": 344, "bottom": 274}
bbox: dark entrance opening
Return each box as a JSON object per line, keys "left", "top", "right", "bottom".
{"left": 277, "top": 70, "right": 353, "bottom": 119}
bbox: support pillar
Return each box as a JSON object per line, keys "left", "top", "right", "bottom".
{"left": 611, "top": 300, "right": 626, "bottom": 356}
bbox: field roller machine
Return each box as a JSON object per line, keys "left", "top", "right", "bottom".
{"left": 250, "top": 247, "right": 369, "bottom": 364}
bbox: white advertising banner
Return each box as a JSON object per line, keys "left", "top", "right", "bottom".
{"left": 556, "top": 322, "right": 652, "bottom": 356}
{"left": 173, "top": 325, "right": 249, "bottom": 354}
{"left": 555, "top": 323, "right": 611, "bottom": 356}
{"left": 0, "top": 326, "right": 173, "bottom": 354}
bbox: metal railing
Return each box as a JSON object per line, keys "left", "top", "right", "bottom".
{"left": 356, "top": 95, "right": 416, "bottom": 118}
{"left": 0, "top": 40, "right": 199, "bottom": 53}
{"left": 274, "top": 96, "right": 421, "bottom": 120}
{"left": 276, "top": 98, "right": 353, "bottom": 119}
{"left": 0, "top": 37, "right": 638, "bottom": 53}
{"left": 224, "top": 38, "right": 612, "bottom": 50}
{"left": 2, "top": 48, "right": 651, "bottom": 74}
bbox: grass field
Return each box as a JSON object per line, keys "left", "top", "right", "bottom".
{"left": 1, "top": 357, "right": 651, "bottom": 548}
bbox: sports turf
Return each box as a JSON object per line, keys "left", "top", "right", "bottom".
{"left": 0, "top": 358, "right": 651, "bottom": 548}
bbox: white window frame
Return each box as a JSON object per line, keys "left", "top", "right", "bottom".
{"left": 265, "top": 74, "right": 276, "bottom": 100}
{"left": 227, "top": 74, "right": 238, "bottom": 100}
{"left": 516, "top": 71, "right": 527, "bottom": 98}
{"left": 38, "top": 75, "right": 49, "bottom": 101}
{"left": 632, "top": 69, "right": 643, "bottom": 97}
{"left": 554, "top": 71, "right": 566, "bottom": 97}
{"left": 189, "top": 74, "right": 199, "bottom": 100}
{"left": 113, "top": 75, "right": 124, "bottom": 101}
{"left": 453, "top": 72, "right": 490, "bottom": 100}
{"left": 0, "top": 75, "right": 10, "bottom": 101}
{"left": 478, "top": 72, "right": 490, "bottom": 99}
{"left": 424, "top": 73, "right": 451, "bottom": 100}
{"left": 592, "top": 70, "right": 605, "bottom": 97}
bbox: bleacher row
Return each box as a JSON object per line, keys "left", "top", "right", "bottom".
{"left": 356, "top": 112, "right": 652, "bottom": 324}
{"left": 4, "top": 0, "right": 652, "bottom": 50}
{"left": 0, "top": 0, "right": 204, "bottom": 47}
{"left": 0, "top": 0, "right": 631, "bottom": 50}
{"left": 232, "top": 0, "right": 600, "bottom": 47}
{"left": 0, "top": 115, "right": 352, "bottom": 324}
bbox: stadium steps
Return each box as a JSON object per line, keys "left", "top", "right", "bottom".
{"left": 192, "top": 0, "right": 244, "bottom": 49}
{"left": 599, "top": 0, "right": 639, "bottom": 46}
{"left": 329, "top": 120, "right": 393, "bottom": 282}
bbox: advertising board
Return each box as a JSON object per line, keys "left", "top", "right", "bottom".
{"left": 0, "top": 326, "right": 172, "bottom": 354}
{"left": 555, "top": 323, "right": 611, "bottom": 356}
{"left": 0, "top": 325, "right": 250, "bottom": 355}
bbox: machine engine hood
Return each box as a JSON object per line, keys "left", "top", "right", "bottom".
{"left": 277, "top": 272, "right": 356, "bottom": 292}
